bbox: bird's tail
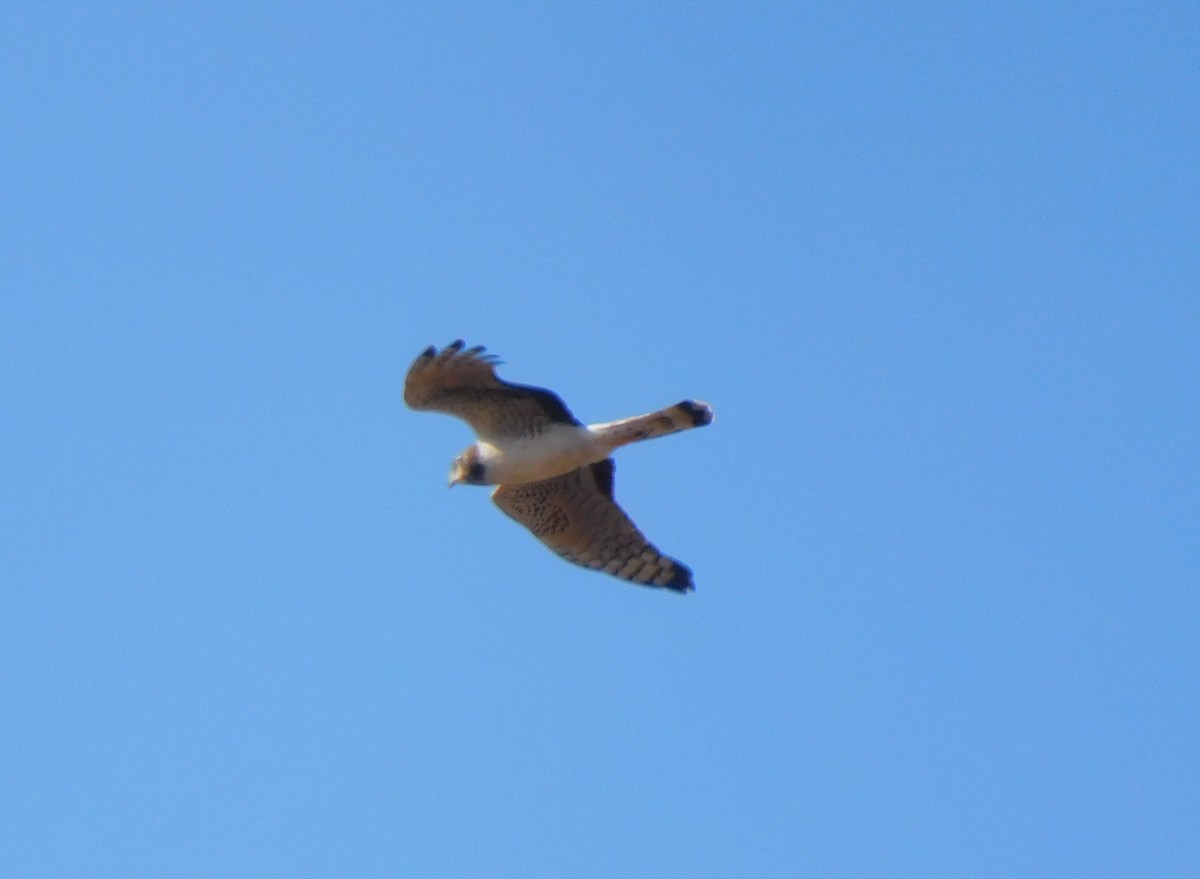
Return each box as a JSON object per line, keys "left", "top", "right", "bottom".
{"left": 590, "top": 400, "right": 714, "bottom": 450}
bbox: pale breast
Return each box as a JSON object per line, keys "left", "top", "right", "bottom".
{"left": 480, "top": 424, "right": 606, "bottom": 485}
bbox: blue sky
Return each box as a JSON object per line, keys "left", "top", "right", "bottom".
{"left": 2, "top": 2, "right": 1197, "bottom": 876}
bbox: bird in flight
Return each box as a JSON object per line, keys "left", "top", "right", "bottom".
{"left": 404, "top": 340, "right": 713, "bottom": 592}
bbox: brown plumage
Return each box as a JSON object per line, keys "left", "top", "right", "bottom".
{"left": 404, "top": 340, "right": 580, "bottom": 439}
{"left": 404, "top": 341, "right": 712, "bottom": 593}
{"left": 492, "top": 460, "right": 694, "bottom": 592}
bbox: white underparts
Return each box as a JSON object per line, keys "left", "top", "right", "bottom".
{"left": 475, "top": 402, "right": 711, "bottom": 486}
{"left": 475, "top": 424, "right": 602, "bottom": 485}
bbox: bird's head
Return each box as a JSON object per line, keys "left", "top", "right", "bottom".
{"left": 448, "top": 446, "right": 489, "bottom": 487}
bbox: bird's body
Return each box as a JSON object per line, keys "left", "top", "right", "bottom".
{"left": 461, "top": 406, "right": 712, "bottom": 486}
{"left": 469, "top": 425, "right": 598, "bottom": 486}
{"left": 404, "top": 340, "right": 713, "bottom": 592}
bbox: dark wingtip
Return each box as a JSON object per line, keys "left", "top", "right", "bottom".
{"left": 677, "top": 400, "right": 714, "bottom": 427}
{"left": 660, "top": 562, "right": 695, "bottom": 593}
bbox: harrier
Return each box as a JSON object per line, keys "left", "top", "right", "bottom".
{"left": 404, "top": 341, "right": 713, "bottom": 592}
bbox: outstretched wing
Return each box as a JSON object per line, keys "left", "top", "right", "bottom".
{"left": 404, "top": 340, "right": 581, "bottom": 439}
{"left": 491, "top": 459, "right": 694, "bottom": 592}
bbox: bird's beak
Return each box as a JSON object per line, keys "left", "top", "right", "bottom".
{"left": 448, "top": 467, "right": 463, "bottom": 488}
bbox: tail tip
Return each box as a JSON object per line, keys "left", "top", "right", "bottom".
{"left": 677, "top": 400, "right": 714, "bottom": 427}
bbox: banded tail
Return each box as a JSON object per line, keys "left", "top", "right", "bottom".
{"left": 589, "top": 400, "right": 714, "bottom": 450}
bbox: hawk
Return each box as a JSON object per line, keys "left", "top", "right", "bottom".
{"left": 404, "top": 340, "right": 714, "bottom": 592}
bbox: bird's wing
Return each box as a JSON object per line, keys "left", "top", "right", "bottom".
{"left": 404, "top": 340, "right": 580, "bottom": 439}
{"left": 491, "top": 459, "right": 694, "bottom": 592}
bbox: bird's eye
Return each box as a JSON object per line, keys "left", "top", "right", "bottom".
{"left": 468, "top": 462, "right": 485, "bottom": 483}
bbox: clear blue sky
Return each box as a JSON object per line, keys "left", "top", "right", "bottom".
{"left": 2, "top": 2, "right": 1196, "bottom": 876}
